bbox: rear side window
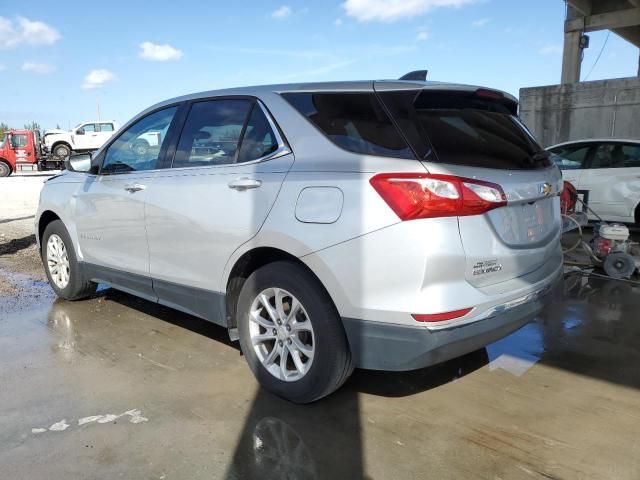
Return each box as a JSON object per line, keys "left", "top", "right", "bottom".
{"left": 172, "top": 99, "right": 253, "bottom": 168}
{"left": 282, "top": 92, "right": 414, "bottom": 159}
{"left": 100, "top": 123, "right": 115, "bottom": 132}
{"left": 379, "top": 90, "right": 551, "bottom": 170}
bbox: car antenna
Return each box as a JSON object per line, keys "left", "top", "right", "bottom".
{"left": 399, "top": 70, "right": 428, "bottom": 81}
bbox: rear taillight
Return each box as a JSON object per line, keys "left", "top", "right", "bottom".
{"left": 370, "top": 173, "right": 507, "bottom": 221}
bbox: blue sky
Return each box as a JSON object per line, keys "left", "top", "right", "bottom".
{"left": 0, "top": 0, "right": 638, "bottom": 130}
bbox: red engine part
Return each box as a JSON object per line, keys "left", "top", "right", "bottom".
{"left": 560, "top": 180, "right": 578, "bottom": 214}
{"left": 592, "top": 236, "right": 612, "bottom": 257}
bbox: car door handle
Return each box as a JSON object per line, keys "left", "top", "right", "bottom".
{"left": 124, "top": 183, "right": 146, "bottom": 193}
{"left": 228, "top": 178, "right": 262, "bottom": 190}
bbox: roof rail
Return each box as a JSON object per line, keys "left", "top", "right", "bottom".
{"left": 399, "top": 70, "right": 428, "bottom": 81}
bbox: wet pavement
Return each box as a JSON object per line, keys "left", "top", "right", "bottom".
{"left": 1, "top": 271, "right": 639, "bottom": 479}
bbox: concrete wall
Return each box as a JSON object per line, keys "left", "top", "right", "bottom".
{"left": 519, "top": 76, "right": 640, "bottom": 147}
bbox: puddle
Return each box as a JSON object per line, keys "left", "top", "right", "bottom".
{"left": 0, "top": 267, "right": 56, "bottom": 317}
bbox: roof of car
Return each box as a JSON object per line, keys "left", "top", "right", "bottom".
{"left": 156, "top": 79, "right": 517, "bottom": 107}
{"left": 547, "top": 139, "right": 640, "bottom": 149}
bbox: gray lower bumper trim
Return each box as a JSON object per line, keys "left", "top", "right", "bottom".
{"left": 342, "top": 275, "right": 562, "bottom": 371}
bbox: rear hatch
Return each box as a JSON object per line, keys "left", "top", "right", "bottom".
{"left": 377, "top": 83, "right": 562, "bottom": 288}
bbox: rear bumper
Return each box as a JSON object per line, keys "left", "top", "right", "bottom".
{"left": 342, "top": 267, "right": 563, "bottom": 371}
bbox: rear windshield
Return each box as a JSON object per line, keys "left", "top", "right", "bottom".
{"left": 281, "top": 92, "right": 414, "bottom": 159}
{"left": 379, "top": 89, "right": 551, "bottom": 170}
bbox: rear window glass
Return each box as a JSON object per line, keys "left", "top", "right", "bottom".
{"left": 380, "top": 90, "right": 551, "bottom": 170}
{"left": 281, "top": 92, "right": 414, "bottom": 159}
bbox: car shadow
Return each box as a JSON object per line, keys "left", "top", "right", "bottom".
{"left": 0, "top": 234, "right": 36, "bottom": 256}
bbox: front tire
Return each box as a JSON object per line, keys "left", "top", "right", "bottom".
{"left": 237, "top": 261, "right": 353, "bottom": 403}
{"left": 41, "top": 220, "right": 96, "bottom": 300}
{"left": 0, "top": 161, "right": 11, "bottom": 177}
{"left": 53, "top": 144, "right": 71, "bottom": 159}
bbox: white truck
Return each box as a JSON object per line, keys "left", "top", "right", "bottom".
{"left": 42, "top": 120, "right": 120, "bottom": 158}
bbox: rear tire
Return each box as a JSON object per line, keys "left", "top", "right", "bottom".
{"left": 41, "top": 220, "right": 97, "bottom": 300}
{"left": 0, "top": 161, "right": 11, "bottom": 177}
{"left": 237, "top": 261, "right": 353, "bottom": 403}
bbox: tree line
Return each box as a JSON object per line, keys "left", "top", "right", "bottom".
{"left": 0, "top": 121, "right": 45, "bottom": 140}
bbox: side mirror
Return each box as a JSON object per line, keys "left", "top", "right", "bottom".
{"left": 76, "top": 128, "right": 85, "bottom": 135}
{"left": 64, "top": 153, "right": 93, "bottom": 173}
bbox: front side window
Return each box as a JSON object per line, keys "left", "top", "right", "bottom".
{"left": 10, "top": 134, "right": 27, "bottom": 148}
{"left": 99, "top": 123, "right": 115, "bottom": 132}
{"left": 172, "top": 99, "right": 253, "bottom": 168}
{"left": 80, "top": 124, "right": 96, "bottom": 133}
{"left": 101, "top": 106, "right": 178, "bottom": 174}
{"left": 282, "top": 92, "right": 414, "bottom": 159}
{"left": 549, "top": 145, "right": 590, "bottom": 170}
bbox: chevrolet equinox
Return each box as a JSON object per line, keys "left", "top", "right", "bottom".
{"left": 36, "top": 79, "right": 563, "bottom": 403}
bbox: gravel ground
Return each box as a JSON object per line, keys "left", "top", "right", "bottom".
{"left": 0, "top": 173, "right": 58, "bottom": 293}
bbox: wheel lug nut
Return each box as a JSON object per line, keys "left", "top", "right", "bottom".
{"left": 277, "top": 320, "right": 281, "bottom": 325}
{"left": 287, "top": 338, "right": 292, "bottom": 345}
{"left": 278, "top": 340, "right": 283, "bottom": 346}
{"left": 272, "top": 329, "right": 277, "bottom": 335}
{"left": 286, "top": 325, "right": 291, "bottom": 331}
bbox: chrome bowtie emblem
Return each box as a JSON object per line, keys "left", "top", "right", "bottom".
{"left": 540, "top": 182, "right": 552, "bottom": 196}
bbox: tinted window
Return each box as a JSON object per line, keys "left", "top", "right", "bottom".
{"left": 379, "top": 90, "right": 550, "bottom": 170}
{"left": 549, "top": 145, "right": 590, "bottom": 170}
{"left": 99, "top": 123, "right": 115, "bottom": 132}
{"left": 10, "top": 134, "right": 27, "bottom": 148}
{"left": 282, "top": 92, "right": 413, "bottom": 159}
{"left": 622, "top": 145, "right": 640, "bottom": 168}
{"left": 102, "top": 106, "right": 177, "bottom": 174}
{"left": 172, "top": 99, "right": 253, "bottom": 168}
{"left": 81, "top": 124, "right": 96, "bottom": 133}
{"left": 591, "top": 143, "right": 639, "bottom": 169}
{"left": 237, "top": 104, "right": 279, "bottom": 163}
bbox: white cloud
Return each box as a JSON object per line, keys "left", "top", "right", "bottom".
{"left": 539, "top": 45, "right": 562, "bottom": 55}
{"left": 271, "top": 5, "right": 292, "bottom": 19}
{"left": 139, "top": 41, "right": 183, "bottom": 61}
{"left": 82, "top": 69, "right": 116, "bottom": 89}
{"left": 0, "top": 16, "right": 60, "bottom": 48}
{"left": 334, "top": 18, "right": 343, "bottom": 26}
{"left": 22, "top": 61, "right": 55, "bottom": 74}
{"left": 472, "top": 18, "right": 491, "bottom": 27}
{"left": 416, "top": 31, "right": 429, "bottom": 41}
{"left": 342, "top": 0, "right": 476, "bottom": 22}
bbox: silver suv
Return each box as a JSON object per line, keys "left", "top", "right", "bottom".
{"left": 36, "top": 80, "right": 563, "bottom": 403}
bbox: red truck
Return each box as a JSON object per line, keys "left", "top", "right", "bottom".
{"left": 0, "top": 129, "right": 62, "bottom": 177}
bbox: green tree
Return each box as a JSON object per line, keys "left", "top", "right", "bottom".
{"left": 0, "top": 122, "right": 9, "bottom": 140}
{"left": 24, "top": 121, "right": 41, "bottom": 131}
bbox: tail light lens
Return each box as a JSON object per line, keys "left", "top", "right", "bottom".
{"left": 370, "top": 173, "right": 507, "bottom": 221}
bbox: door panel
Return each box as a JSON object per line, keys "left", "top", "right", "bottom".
{"left": 578, "top": 143, "right": 640, "bottom": 221}
{"left": 73, "top": 105, "right": 181, "bottom": 294}
{"left": 145, "top": 98, "right": 293, "bottom": 303}
{"left": 146, "top": 156, "right": 292, "bottom": 291}
{"left": 74, "top": 172, "right": 155, "bottom": 281}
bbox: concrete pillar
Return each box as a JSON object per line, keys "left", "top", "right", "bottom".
{"left": 562, "top": 30, "right": 583, "bottom": 84}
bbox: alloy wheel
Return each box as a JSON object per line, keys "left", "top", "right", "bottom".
{"left": 46, "top": 234, "right": 70, "bottom": 289}
{"left": 249, "top": 288, "right": 315, "bottom": 382}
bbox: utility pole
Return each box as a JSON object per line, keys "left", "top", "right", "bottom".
{"left": 97, "top": 99, "right": 101, "bottom": 121}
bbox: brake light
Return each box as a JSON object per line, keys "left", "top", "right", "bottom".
{"left": 370, "top": 173, "right": 507, "bottom": 221}
{"left": 475, "top": 88, "right": 503, "bottom": 100}
{"left": 412, "top": 307, "right": 474, "bottom": 323}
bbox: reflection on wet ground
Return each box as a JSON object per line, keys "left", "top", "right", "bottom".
{"left": 1, "top": 272, "right": 639, "bottom": 479}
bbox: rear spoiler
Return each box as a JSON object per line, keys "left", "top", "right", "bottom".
{"left": 399, "top": 70, "right": 428, "bottom": 81}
